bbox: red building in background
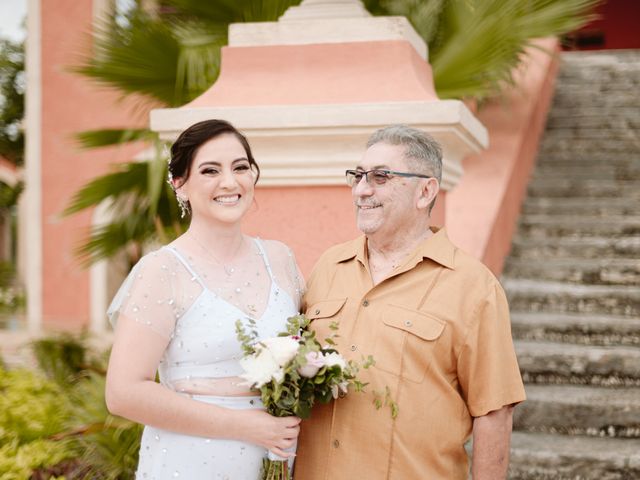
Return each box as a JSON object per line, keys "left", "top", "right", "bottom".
{"left": 565, "top": 0, "right": 640, "bottom": 50}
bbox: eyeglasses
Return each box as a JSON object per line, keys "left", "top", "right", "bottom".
{"left": 345, "top": 169, "right": 432, "bottom": 187}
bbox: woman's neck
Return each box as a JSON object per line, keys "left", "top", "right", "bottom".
{"left": 183, "top": 219, "right": 246, "bottom": 260}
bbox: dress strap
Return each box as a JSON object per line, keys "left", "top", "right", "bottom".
{"left": 163, "top": 246, "right": 207, "bottom": 288}
{"left": 253, "top": 238, "right": 275, "bottom": 281}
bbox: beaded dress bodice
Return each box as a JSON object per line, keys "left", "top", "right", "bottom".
{"left": 108, "top": 237, "right": 301, "bottom": 395}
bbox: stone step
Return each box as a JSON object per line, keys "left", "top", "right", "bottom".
{"left": 528, "top": 180, "right": 639, "bottom": 198}
{"left": 546, "top": 106, "right": 640, "bottom": 122}
{"left": 504, "top": 278, "right": 640, "bottom": 317}
{"left": 509, "top": 431, "right": 640, "bottom": 480}
{"left": 515, "top": 340, "right": 640, "bottom": 386}
{"left": 538, "top": 129, "right": 640, "bottom": 143}
{"left": 535, "top": 152, "right": 640, "bottom": 164}
{"left": 510, "top": 311, "right": 640, "bottom": 347}
{"left": 550, "top": 93, "right": 640, "bottom": 109}
{"left": 504, "top": 257, "right": 640, "bottom": 286}
{"left": 514, "top": 385, "right": 640, "bottom": 438}
{"left": 538, "top": 137, "right": 640, "bottom": 153}
{"left": 517, "top": 214, "right": 640, "bottom": 238}
{"left": 509, "top": 235, "right": 640, "bottom": 260}
{"left": 522, "top": 197, "right": 640, "bottom": 216}
{"left": 545, "top": 115, "right": 640, "bottom": 130}
{"left": 554, "top": 81, "right": 640, "bottom": 94}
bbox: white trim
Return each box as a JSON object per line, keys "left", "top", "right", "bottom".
{"left": 25, "top": 0, "right": 42, "bottom": 332}
{"left": 280, "top": 0, "right": 371, "bottom": 21}
{"left": 89, "top": 202, "right": 110, "bottom": 334}
{"left": 150, "top": 100, "right": 487, "bottom": 191}
{"left": 229, "top": 17, "right": 427, "bottom": 60}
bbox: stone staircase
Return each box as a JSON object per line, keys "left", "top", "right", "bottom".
{"left": 503, "top": 50, "right": 640, "bottom": 479}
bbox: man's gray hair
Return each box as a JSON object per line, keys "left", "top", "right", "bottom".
{"left": 367, "top": 125, "right": 442, "bottom": 183}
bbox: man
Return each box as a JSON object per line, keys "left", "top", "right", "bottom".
{"left": 295, "top": 125, "right": 525, "bottom": 479}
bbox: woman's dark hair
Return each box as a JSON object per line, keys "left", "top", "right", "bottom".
{"left": 169, "top": 119, "right": 260, "bottom": 187}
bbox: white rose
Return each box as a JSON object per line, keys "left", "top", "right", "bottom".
{"left": 258, "top": 336, "right": 300, "bottom": 366}
{"left": 239, "top": 350, "right": 283, "bottom": 388}
{"left": 323, "top": 352, "right": 346, "bottom": 370}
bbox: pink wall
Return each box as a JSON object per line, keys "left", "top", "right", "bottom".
{"left": 40, "top": 0, "right": 148, "bottom": 329}
{"left": 446, "top": 38, "right": 560, "bottom": 275}
{"left": 245, "top": 187, "right": 446, "bottom": 276}
{"left": 188, "top": 41, "right": 437, "bottom": 106}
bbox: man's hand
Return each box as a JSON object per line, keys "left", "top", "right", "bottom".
{"left": 471, "top": 404, "right": 515, "bottom": 479}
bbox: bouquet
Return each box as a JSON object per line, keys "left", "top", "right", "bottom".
{"left": 235, "top": 314, "right": 374, "bottom": 480}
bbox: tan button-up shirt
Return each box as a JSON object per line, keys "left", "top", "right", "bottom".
{"left": 295, "top": 228, "right": 525, "bottom": 479}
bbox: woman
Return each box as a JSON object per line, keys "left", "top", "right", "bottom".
{"left": 105, "top": 119, "right": 303, "bottom": 479}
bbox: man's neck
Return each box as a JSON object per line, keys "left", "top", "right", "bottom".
{"left": 366, "top": 223, "right": 434, "bottom": 285}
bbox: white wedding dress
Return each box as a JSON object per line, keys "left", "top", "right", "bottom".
{"left": 108, "top": 237, "right": 302, "bottom": 479}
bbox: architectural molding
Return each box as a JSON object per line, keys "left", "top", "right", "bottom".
{"left": 229, "top": 17, "right": 427, "bottom": 60}
{"left": 151, "top": 101, "right": 487, "bottom": 191}
{"left": 280, "top": 0, "right": 370, "bottom": 21}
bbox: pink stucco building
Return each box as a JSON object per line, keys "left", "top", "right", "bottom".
{"left": 22, "top": 0, "right": 556, "bottom": 333}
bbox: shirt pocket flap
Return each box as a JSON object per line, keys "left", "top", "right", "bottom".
{"left": 306, "top": 298, "right": 348, "bottom": 320}
{"left": 383, "top": 305, "right": 445, "bottom": 341}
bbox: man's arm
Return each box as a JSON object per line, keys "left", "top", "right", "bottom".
{"left": 471, "top": 404, "right": 514, "bottom": 479}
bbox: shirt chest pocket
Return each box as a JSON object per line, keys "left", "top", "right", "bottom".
{"left": 306, "top": 298, "right": 348, "bottom": 344}
{"left": 374, "top": 304, "right": 446, "bottom": 383}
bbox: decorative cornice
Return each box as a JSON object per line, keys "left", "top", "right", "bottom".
{"left": 229, "top": 17, "right": 427, "bottom": 60}
{"left": 151, "top": 101, "right": 487, "bottom": 191}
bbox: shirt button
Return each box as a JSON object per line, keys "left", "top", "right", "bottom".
{"left": 315, "top": 309, "right": 321, "bottom": 315}
{"left": 362, "top": 299, "right": 369, "bottom": 307}
{"left": 333, "top": 439, "right": 340, "bottom": 448}
{"left": 350, "top": 344, "right": 357, "bottom": 351}
{"left": 405, "top": 320, "right": 413, "bottom": 327}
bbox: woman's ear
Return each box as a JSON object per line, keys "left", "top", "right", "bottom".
{"left": 172, "top": 178, "right": 187, "bottom": 200}
{"left": 417, "top": 178, "right": 440, "bottom": 210}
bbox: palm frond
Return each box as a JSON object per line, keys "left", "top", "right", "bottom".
{"left": 72, "top": 11, "right": 183, "bottom": 106}
{"left": 382, "top": 0, "right": 446, "bottom": 46}
{"left": 165, "top": 0, "right": 301, "bottom": 22}
{"left": 171, "top": 20, "right": 227, "bottom": 102}
{"left": 63, "top": 161, "right": 149, "bottom": 216}
{"left": 74, "top": 128, "right": 156, "bottom": 149}
{"left": 430, "top": 0, "right": 599, "bottom": 99}
{"left": 73, "top": 210, "right": 156, "bottom": 267}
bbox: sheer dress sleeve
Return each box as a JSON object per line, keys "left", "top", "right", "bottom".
{"left": 107, "top": 249, "right": 197, "bottom": 340}
{"left": 262, "top": 240, "right": 305, "bottom": 312}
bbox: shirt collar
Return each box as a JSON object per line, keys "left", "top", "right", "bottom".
{"left": 335, "top": 226, "right": 456, "bottom": 270}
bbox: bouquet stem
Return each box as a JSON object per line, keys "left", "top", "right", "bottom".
{"left": 261, "top": 458, "right": 290, "bottom": 480}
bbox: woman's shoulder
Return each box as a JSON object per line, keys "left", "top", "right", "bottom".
{"left": 130, "top": 246, "right": 185, "bottom": 275}
{"left": 254, "top": 237, "right": 295, "bottom": 260}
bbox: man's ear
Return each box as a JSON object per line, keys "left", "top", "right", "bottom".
{"left": 417, "top": 178, "right": 440, "bottom": 210}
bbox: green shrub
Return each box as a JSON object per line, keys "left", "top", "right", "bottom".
{"left": 0, "top": 368, "right": 72, "bottom": 443}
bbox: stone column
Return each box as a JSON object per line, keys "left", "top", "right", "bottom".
{"left": 151, "top": 0, "right": 488, "bottom": 272}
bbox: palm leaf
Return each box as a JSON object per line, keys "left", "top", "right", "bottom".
{"left": 430, "top": 0, "right": 600, "bottom": 99}
{"left": 166, "top": 0, "right": 301, "bottom": 22}
{"left": 63, "top": 162, "right": 149, "bottom": 216}
{"left": 74, "top": 128, "right": 157, "bottom": 149}
{"left": 72, "top": 11, "right": 184, "bottom": 106}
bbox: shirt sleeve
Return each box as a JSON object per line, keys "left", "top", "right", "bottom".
{"left": 457, "top": 281, "right": 526, "bottom": 417}
{"left": 107, "top": 250, "right": 182, "bottom": 340}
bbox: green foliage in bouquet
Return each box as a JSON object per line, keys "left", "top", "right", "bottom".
{"left": 236, "top": 314, "right": 373, "bottom": 420}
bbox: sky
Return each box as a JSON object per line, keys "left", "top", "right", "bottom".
{"left": 0, "top": 0, "right": 27, "bottom": 42}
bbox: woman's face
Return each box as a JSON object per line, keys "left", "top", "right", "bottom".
{"left": 176, "top": 133, "right": 256, "bottom": 226}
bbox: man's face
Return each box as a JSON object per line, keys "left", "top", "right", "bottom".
{"left": 352, "top": 142, "right": 425, "bottom": 239}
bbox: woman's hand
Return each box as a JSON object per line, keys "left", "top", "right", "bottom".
{"left": 235, "top": 409, "right": 301, "bottom": 458}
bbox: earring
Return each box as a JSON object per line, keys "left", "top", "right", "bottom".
{"left": 177, "top": 196, "right": 190, "bottom": 218}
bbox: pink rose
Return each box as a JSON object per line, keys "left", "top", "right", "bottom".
{"left": 298, "top": 351, "right": 326, "bottom": 378}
